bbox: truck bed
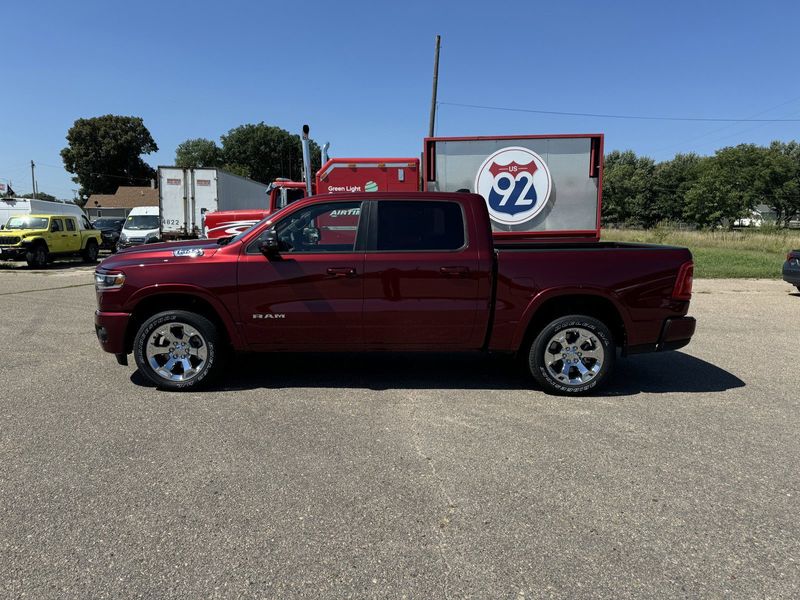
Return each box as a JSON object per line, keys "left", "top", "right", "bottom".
{"left": 488, "top": 241, "right": 693, "bottom": 353}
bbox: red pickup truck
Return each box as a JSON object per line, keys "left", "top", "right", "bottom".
{"left": 94, "top": 192, "right": 695, "bottom": 395}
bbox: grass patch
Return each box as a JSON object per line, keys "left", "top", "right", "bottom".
{"left": 602, "top": 228, "right": 799, "bottom": 278}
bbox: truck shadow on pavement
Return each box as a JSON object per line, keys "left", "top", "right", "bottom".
{"left": 131, "top": 350, "right": 744, "bottom": 395}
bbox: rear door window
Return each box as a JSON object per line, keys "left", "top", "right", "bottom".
{"left": 374, "top": 201, "right": 465, "bottom": 251}
{"left": 50, "top": 219, "right": 62, "bottom": 232}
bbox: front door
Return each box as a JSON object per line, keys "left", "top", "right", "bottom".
{"left": 238, "top": 201, "right": 365, "bottom": 350}
{"left": 48, "top": 218, "right": 66, "bottom": 253}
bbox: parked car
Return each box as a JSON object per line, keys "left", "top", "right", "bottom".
{"left": 118, "top": 206, "right": 160, "bottom": 249}
{"left": 92, "top": 217, "right": 125, "bottom": 252}
{"left": 93, "top": 192, "right": 696, "bottom": 395}
{"left": 0, "top": 214, "right": 101, "bottom": 267}
{"left": 783, "top": 250, "right": 800, "bottom": 291}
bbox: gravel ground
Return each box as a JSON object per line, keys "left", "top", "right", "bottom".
{"left": 0, "top": 266, "right": 798, "bottom": 599}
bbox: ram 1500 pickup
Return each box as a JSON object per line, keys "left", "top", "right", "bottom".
{"left": 94, "top": 192, "right": 696, "bottom": 395}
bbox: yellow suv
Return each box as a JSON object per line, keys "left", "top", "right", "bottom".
{"left": 0, "top": 214, "right": 102, "bottom": 268}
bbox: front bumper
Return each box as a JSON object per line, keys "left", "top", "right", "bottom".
{"left": 117, "top": 240, "right": 145, "bottom": 249}
{"left": 99, "top": 235, "right": 118, "bottom": 250}
{"left": 0, "top": 246, "right": 27, "bottom": 260}
{"left": 627, "top": 316, "right": 697, "bottom": 355}
{"left": 95, "top": 310, "right": 131, "bottom": 355}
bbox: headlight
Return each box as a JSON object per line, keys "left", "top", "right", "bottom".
{"left": 94, "top": 271, "right": 126, "bottom": 290}
{"left": 119, "top": 232, "right": 128, "bottom": 242}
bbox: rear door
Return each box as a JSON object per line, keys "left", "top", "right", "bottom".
{"left": 237, "top": 200, "right": 366, "bottom": 350}
{"left": 62, "top": 217, "right": 81, "bottom": 252}
{"left": 361, "top": 199, "right": 483, "bottom": 349}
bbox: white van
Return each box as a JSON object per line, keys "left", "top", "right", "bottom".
{"left": 0, "top": 197, "right": 91, "bottom": 230}
{"left": 119, "top": 206, "right": 160, "bottom": 249}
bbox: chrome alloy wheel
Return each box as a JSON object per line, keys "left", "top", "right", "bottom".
{"left": 543, "top": 327, "right": 604, "bottom": 387}
{"left": 144, "top": 322, "right": 208, "bottom": 382}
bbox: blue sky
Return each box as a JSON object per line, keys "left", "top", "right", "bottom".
{"left": 2, "top": 0, "right": 800, "bottom": 199}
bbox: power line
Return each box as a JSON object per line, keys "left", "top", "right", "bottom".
{"left": 438, "top": 101, "right": 800, "bottom": 123}
{"left": 650, "top": 94, "right": 800, "bottom": 154}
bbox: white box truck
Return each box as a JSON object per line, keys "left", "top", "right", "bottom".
{"left": 158, "top": 167, "right": 271, "bottom": 239}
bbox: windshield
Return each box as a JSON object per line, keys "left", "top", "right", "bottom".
{"left": 94, "top": 218, "right": 125, "bottom": 229}
{"left": 124, "top": 215, "right": 159, "bottom": 230}
{"left": 6, "top": 216, "right": 48, "bottom": 230}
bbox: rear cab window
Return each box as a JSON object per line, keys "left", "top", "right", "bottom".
{"left": 373, "top": 200, "right": 466, "bottom": 251}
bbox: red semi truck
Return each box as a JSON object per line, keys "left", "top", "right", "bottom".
{"left": 94, "top": 190, "right": 696, "bottom": 396}
{"left": 202, "top": 158, "right": 419, "bottom": 238}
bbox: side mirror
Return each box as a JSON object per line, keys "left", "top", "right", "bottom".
{"left": 258, "top": 229, "right": 280, "bottom": 257}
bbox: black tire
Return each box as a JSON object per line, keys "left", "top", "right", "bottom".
{"left": 133, "top": 310, "right": 222, "bottom": 391}
{"left": 25, "top": 243, "right": 49, "bottom": 269}
{"left": 82, "top": 240, "right": 99, "bottom": 263}
{"left": 527, "top": 314, "right": 615, "bottom": 396}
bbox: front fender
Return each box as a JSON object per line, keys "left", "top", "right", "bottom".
{"left": 20, "top": 237, "right": 46, "bottom": 249}
{"left": 124, "top": 283, "right": 246, "bottom": 350}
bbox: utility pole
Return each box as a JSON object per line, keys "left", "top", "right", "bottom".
{"left": 428, "top": 35, "right": 441, "bottom": 138}
{"left": 30, "top": 160, "right": 37, "bottom": 199}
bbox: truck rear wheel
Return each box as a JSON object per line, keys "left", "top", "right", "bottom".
{"left": 133, "top": 310, "right": 221, "bottom": 391}
{"left": 25, "top": 243, "right": 49, "bottom": 269}
{"left": 527, "top": 314, "right": 615, "bottom": 395}
{"left": 82, "top": 240, "right": 99, "bottom": 263}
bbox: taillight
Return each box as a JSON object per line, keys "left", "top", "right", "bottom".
{"left": 672, "top": 261, "right": 694, "bottom": 301}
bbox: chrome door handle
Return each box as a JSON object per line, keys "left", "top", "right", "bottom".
{"left": 327, "top": 267, "right": 357, "bottom": 277}
{"left": 440, "top": 266, "right": 469, "bottom": 277}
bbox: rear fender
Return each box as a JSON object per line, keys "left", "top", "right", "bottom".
{"left": 513, "top": 287, "right": 633, "bottom": 351}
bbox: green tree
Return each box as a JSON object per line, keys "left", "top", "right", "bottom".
{"left": 61, "top": 115, "right": 158, "bottom": 197}
{"left": 175, "top": 138, "right": 222, "bottom": 168}
{"left": 651, "top": 153, "right": 706, "bottom": 225}
{"left": 683, "top": 144, "right": 766, "bottom": 228}
{"left": 602, "top": 150, "right": 656, "bottom": 226}
{"left": 760, "top": 141, "right": 800, "bottom": 225}
{"left": 19, "top": 192, "right": 58, "bottom": 202}
{"left": 220, "top": 123, "right": 321, "bottom": 185}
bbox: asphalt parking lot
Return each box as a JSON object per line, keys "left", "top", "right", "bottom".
{"left": 0, "top": 261, "right": 798, "bottom": 599}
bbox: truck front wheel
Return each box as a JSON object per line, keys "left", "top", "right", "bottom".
{"left": 527, "top": 314, "right": 615, "bottom": 395}
{"left": 25, "top": 243, "right": 49, "bottom": 268}
{"left": 133, "top": 310, "right": 221, "bottom": 391}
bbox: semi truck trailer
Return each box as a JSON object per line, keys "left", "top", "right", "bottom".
{"left": 158, "top": 167, "right": 271, "bottom": 240}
